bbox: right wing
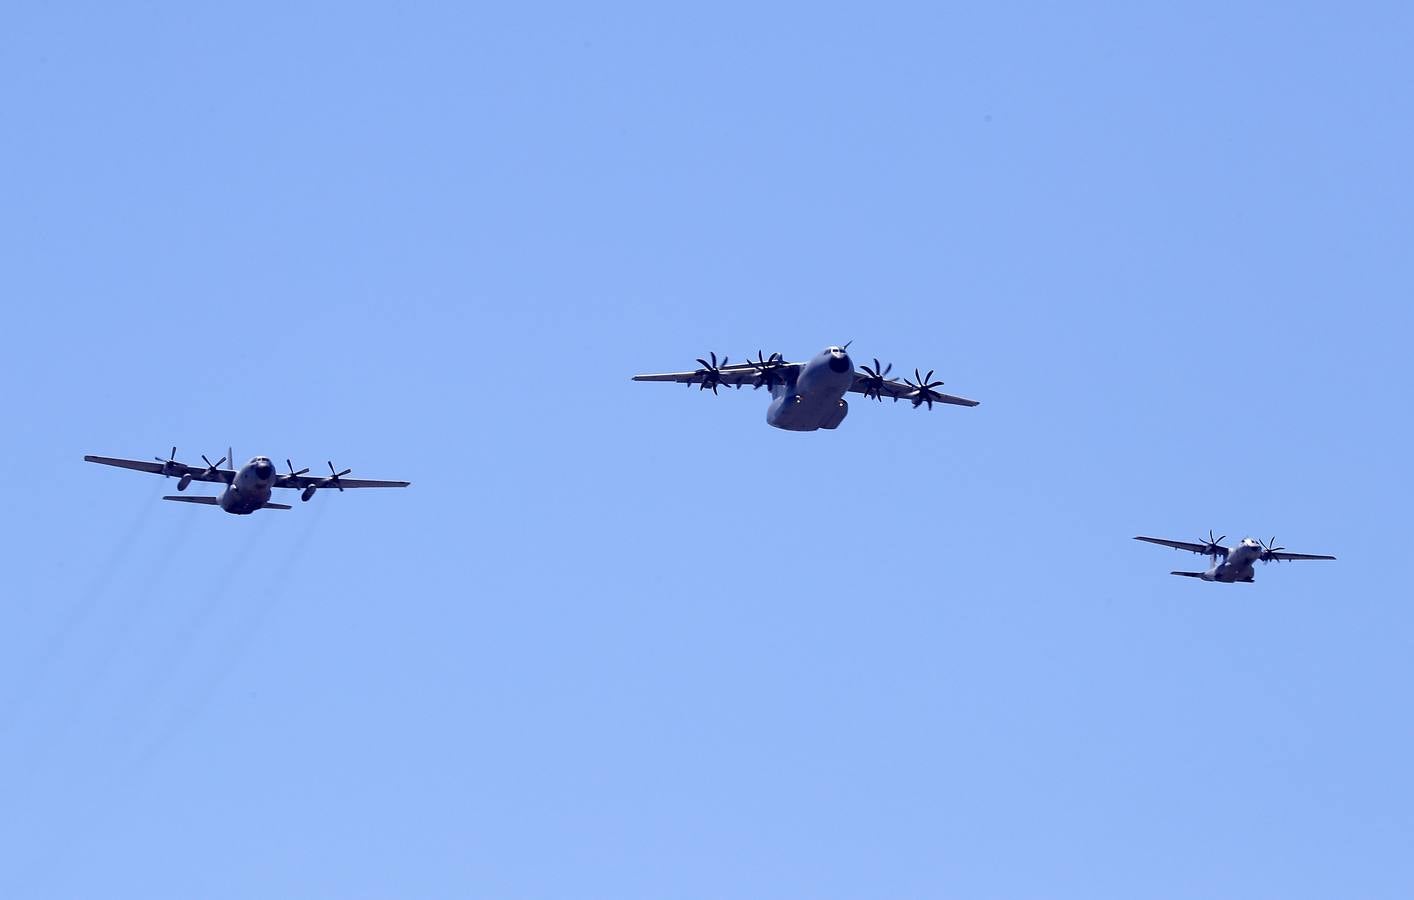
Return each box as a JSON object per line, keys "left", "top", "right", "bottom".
{"left": 1134, "top": 535, "right": 1229, "bottom": 558}
{"left": 632, "top": 360, "right": 802, "bottom": 391}
{"left": 86, "top": 455, "right": 235, "bottom": 485}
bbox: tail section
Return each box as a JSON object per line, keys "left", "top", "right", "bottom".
{"left": 1170, "top": 571, "right": 1206, "bottom": 579}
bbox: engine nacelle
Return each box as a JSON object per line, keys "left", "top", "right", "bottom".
{"left": 177, "top": 474, "right": 193, "bottom": 491}
{"left": 301, "top": 485, "right": 317, "bottom": 502}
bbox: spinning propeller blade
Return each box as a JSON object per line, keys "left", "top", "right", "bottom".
{"left": 1197, "top": 529, "right": 1227, "bottom": 558}
{"left": 1259, "top": 536, "right": 1287, "bottom": 562}
{"left": 154, "top": 447, "right": 179, "bottom": 477}
{"left": 901, "top": 368, "right": 948, "bottom": 409}
{"left": 692, "top": 351, "right": 732, "bottom": 394}
{"left": 858, "top": 358, "right": 894, "bottom": 402}
{"left": 325, "top": 461, "right": 352, "bottom": 491}
{"left": 746, "top": 350, "right": 786, "bottom": 390}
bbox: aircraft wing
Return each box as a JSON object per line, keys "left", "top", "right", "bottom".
{"left": 1264, "top": 550, "right": 1337, "bottom": 562}
{"left": 84, "top": 455, "right": 235, "bottom": 485}
{"left": 632, "top": 361, "right": 802, "bottom": 390}
{"left": 1133, "top": 535, "right": 1229, "bottom": 557}
{"left": 274, "top": 473, "right": 411, "bottom": 490}
{"left": 848, "top": 373, "right": 980, "bottom": 407}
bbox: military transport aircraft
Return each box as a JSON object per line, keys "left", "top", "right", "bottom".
{"left": 1133, "top": 530, "right": 1335, "bottom": 583}
{"left": 84, "top": 448, "right": 410, "bottom": 514}
{"left": 632, "top": 345, "right": 979, "bottom": 431}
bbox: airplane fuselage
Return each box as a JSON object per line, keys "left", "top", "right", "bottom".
{"left": 218, "top": 457, "right": 278, "bottom": 514}
{"left": 766, "top": 347, "right": 855, "bottom": 432}
{"left": 1198, "top": 539, "right": 1266, "bottom": 582}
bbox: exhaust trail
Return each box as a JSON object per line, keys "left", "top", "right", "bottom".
{"left": 125, "top": 501, "right": 329, "bottom": 777}
{"left": 0, "top": 501, "right": 157, "bottom": 737}
{"left": 26, "top": 518, "right": 199, "bottom": 769}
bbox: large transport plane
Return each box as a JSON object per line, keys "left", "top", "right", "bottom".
{"left": 633, "top": 344, "right": 979, "bottom": 432}
{"left": 1134, "top": 531, "right": 1335, "bottom": 583}
{"left": 85, "top": 449, "right": 410, "bottom": 515}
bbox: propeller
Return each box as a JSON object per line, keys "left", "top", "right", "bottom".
{"left": 858, "top": 358, "right": 894, "bottom": 402}
{"left": 902, "top": 368, "right": 948, "bottom": 409}
{"left": 285, "top": 459, "right": 310, "bottom": 479}
{"left": 154, "top": 446, "right": 180, "bottom": 477}
{"left": 1259, "top": 536, "right": 1286, "bottom": 563}
{"left": 200, "top": 453, "right": 227, "bottom": 477}
{"left": 1197, "top": 529, "right": 1227, "bottom": 558}
{"left": 746, "top": 350, "right": 786, "bottom": 390}
{"left": 324, "top": 461, "right": 352, "bottom": 491}
{"left": 692, "top": 351, "right": 732, "bottom": 394}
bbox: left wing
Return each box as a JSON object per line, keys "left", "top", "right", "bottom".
{"left": 274, "top": 473, "right": 411, "bottom": 490}
{"left": 848, "top": 374, "right": 980, "bottom": 408}
{"left": 85, "top": 455, "right": 235, "bottom": 485}
{"left": 1264, "top": 550, "right": 1337, "bottom": 562}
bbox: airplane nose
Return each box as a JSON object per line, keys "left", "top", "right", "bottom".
{"left": 828, "top": 353, "right": 852, "bottom": 373}
{"left": 255, "top": 461, "right": 274, "bottom": 478}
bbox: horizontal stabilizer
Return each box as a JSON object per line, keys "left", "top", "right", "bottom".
{"left": 1169, "top": 571, "right": 1206, "bottom": 578}
{"left": 262, "top": 502, "right": 292, "bottom": 510}
{"left": 163, "top": 495, "right": 219, "bottom": 505}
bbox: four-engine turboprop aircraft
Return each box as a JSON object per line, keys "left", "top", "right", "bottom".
{"left": 632, "top": 344, "right": 979, "bottom": 431}
{"left": 1133, "top": 531, "right": 1335, "bottom": 583}
{"left": 84, "top": 448, "right": 410, "bottom": 514}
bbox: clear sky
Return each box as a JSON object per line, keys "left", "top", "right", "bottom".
{"left": 2, "top": 2, "right": 1411, "bottom": 897}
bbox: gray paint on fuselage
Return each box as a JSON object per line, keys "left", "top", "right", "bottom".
{"left": 1194, "top": 538, "right": 1266, "bottom": 582}
{"left": 766, "top": 346, "right": 855, "bottom": 432}
{"left": 218, "top": 456, "right": 278, "bottom": 515}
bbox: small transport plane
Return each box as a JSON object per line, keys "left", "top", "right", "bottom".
{"left": 84, "top": 448, "right": 410, "bottom": 514}
{"left": 633, "top": 344, "right": 979, "bottom": 432}
{"left": 1133, "top": 531, "right": 1335, "bottom": 583}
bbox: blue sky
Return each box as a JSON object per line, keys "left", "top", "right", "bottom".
{"left": 2, "top": 2, "right": 1411, "bottom": 897}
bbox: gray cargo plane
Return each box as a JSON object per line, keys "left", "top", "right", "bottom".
{"left": 1134, "top": 531, "right": 1335, "bottom": 582}
{"left": 632, "top": 345, "right": 979, "bottom": 431}
{"left": 84, "top": 448, "right": 410, "bottom": 514}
